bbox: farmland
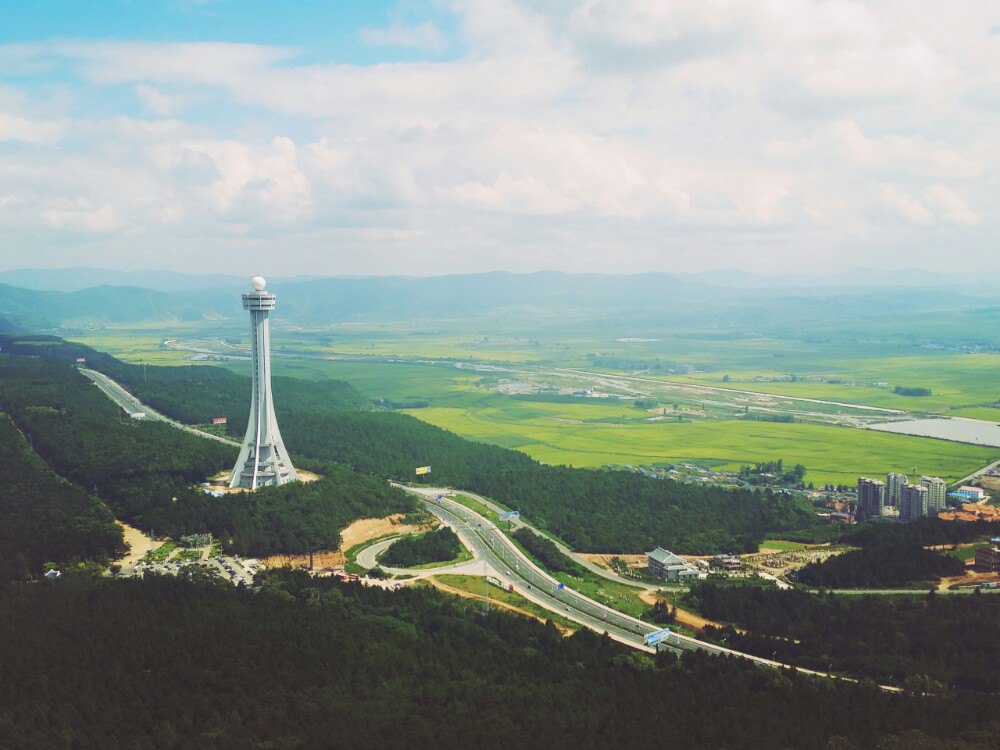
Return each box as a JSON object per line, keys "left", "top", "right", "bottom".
{"left": 67, "top": 321, "right": 1000, "bottom": 487}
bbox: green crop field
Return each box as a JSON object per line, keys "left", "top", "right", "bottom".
{"left": 66, "top": 321, "right": 1000, "bottom": 488}
{"left": 406, "top": 405, "right": 997, "bottom": 486}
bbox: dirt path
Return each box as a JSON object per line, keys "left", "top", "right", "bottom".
{"left": 427, "top": 577, "right": 573, "bottom": 635}
{"left": 637, "top": 589, "right": 736, "bottom": 633}
{"left": 116, "top": 521, "right": 157, "bottom": 566}
{"left": 264, "top": 514, "right": 437, "bottom": 571}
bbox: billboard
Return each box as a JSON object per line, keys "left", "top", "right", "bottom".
{"left": 499, "top": 511, "right": 520, "bottom": 521}
{"left": 645, "top": 628, "right": 671, "bottom": 647}
{"left": 75, "top": 358, "right": 86, "bottom": 363}
{"left": 212, "top": 417, "right": 228, "bottom": 425}
{"left": 415, "top": 466, "right": 432, "bottom": 476}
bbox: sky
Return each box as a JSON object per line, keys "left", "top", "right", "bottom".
{"left": 0, "top": 0, "right": 997, "bottom": 278}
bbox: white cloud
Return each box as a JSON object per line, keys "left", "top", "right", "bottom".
{"left": 0, "top": 1, "right": 996, "bottom": 275}
{"left": 359, "top": 21, "right": 447, "bottom": 51}
{"left": 42, "top": 202, "right": 118, "bottom": 232}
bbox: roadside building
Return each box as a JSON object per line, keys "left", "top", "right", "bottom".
{"left": 646, "top": 547, "right": 701, "bottom": 581}
{"left": 856, "top": 477, "right": 885, "bottom": 521}
{"left": 920, "top": 476, "right": 948, "bottom": 515}
{"left": 886, "top": 472, "right": 908, "bottom": 508}
{"left": 899, "top": 483, "right": 929, "bottom": 522}
{"left": 974, "top": 546, "right": 1000, "bottom": 573}
{"left": 710, "top": 554, "right": 741, "bottom": 571}
{"left": 953, "top": 485, "right": 987, "bottom": 502}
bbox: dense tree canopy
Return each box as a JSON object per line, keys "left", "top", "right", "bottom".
{"left": 0, "top": 413, "right": 124, "bottom": 579}
{"left": 1, "top": 334, "right": 821, "bottom": 555}
{"left": 685, "top": 582, "right": 1000, "bottom": 691}
{"left": 381, "top": 526, "right": 462, "bottom": 567}
{"left": 1, "top": 571, "right": 998, "bottom": 749}
{"left": 0, "top": 355, "right": 412, "bottom": 557}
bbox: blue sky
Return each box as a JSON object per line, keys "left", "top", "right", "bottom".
{"left": 0, "top": 1, "right": 997, "bottom": 277}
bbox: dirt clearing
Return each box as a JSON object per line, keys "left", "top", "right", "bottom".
{"left": 116, "top": 521, "right": 157, "bottom": 566}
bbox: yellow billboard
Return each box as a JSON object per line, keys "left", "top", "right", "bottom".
{"left": 415, "top": 466, "right": 432, "bottom": 476}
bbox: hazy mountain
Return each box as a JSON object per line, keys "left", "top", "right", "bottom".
{"left": 0, "top": 269, "right": 993, "bottom": 330}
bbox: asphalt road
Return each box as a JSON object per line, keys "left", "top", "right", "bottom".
{"left": 79, "top": 368, "right": 901, "bottom": 689}
{"left": 405, "top": 486, "right": 903, "bottom": 691}
{"left": 80, "top": 368, "right": 239, "bottom": 447}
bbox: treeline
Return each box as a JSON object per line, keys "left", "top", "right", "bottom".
{"left": 512, "top": 527, "right": 586, "bottom": 575}
{"left": 842, "top": 517, "right": 1000, "bottom": 549}
{"left": 4, "top": 334, "right": 820, "bottom": 554}
{"left": 2, "top": 571, "right": 999, "bottom": 749}
{"left": 796, "top": 541, "right": 964, "bottom": 589}
{"left": 685, "top": 582, "right": 1000, "bottom": 692}
{"left": 0, "top": 355, "right": 412, "bottom": 559}
{"left": 382, "top": 527, "right": 462, "bottom": 567}
{"left": 894, "top": 386, "right": 932, "bottom": 397}
{"left": 0, "top": 414, "right": 124, "bottom": 579}
{"left": 791, "top": 518, "right": 1000, "bottom": 589}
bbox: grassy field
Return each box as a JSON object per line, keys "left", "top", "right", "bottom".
{"left": 67, "top": 325, "right": 1000, "bottom": 486}
{"left": 760, "top": 539, "right": 810, "bottom": 552}
{"left": 409, "top": 405, "right": 997, "bottom": 486}
{"left": 433, "top": 574, "right": 579, "bottom": 630}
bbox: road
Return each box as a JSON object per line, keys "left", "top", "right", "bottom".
{"left": 403, "top": 486, "right": 899, "bottom": 690}
{"left": 81, "top": 367, "right": 900, "bottom": 689}
{"left": 435, "top": 486, "right": 652, "bottom": 590}
{"left": 79, "top": 368, "right": 239, "bottom": 447}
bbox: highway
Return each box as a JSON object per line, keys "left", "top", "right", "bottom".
{"left": 80, "top": 367, "right": 900, "bottom": 689}
{"left": 79, "top": 368, "right": 239, "bottom": 447}
{"left": 403, "top": 486, "right": 900, "bottom": 690}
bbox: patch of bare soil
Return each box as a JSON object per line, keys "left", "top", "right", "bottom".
{"left": 116, "top": 521, "right": 157, "bottom": 566}
{"left": 264, "top": 514, "right": 436, "bottom": 571}
{"left": 637, "top": 590, "right": 740, "bottom": 634}
{"left": 263, "top": 551, "right": 347, "bottom": 571}
{"left": 580, "top": 553, "right": 647, "bottom": 571}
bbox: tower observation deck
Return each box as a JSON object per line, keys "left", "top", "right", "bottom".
{"left": 229, "top": 276, "right": 298, "bottom": 489}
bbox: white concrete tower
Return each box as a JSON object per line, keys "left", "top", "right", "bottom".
{"left": 229, "top": 276, "right": 299, "bottom": 489}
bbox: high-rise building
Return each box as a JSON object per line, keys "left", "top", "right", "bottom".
{"left": 229, "top": 276, "right": 299, "bottom": 489}
{"left": 920, "top": 476, "right": 948, "bottom": 515}
{"left": 856, "top": 477, "right": 885, "bottom": 520}
{"left": 886, "top": 472, "right": 908, "bottom": 507}
{"left": 899, "top": 483, "right": 928, "bottom": 522}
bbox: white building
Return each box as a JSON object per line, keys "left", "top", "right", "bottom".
{"left": 886, "top": 472, "right": 909, "bottom": 507}
{"left": 920, "top": 476, "right": 948, "bottom": 515}
{"left": 646, "top": 547, "right": 702, "bottom": 581}
{"left": 899, "top": 483, "right": 929, "bottom": 522}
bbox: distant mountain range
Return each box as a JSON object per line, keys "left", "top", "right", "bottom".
{"left": 0, "top": 267, "right": 990, "bottom": 330}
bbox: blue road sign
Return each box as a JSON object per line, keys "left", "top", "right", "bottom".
{"left": 557, "top": 582, "right": 565, "bottom": 590}
{"left": 499, "top": 511, "right": 521, "bottom": 521}
{"left": 645, "top": 628, "right": 671, "bottom": 646}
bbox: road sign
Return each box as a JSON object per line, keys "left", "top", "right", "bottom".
{"left": 212, "top": 417, "right": 228, "bottom": 424}
{"left": 645, "top": 628, "right": 671, "bottom": 646}
{"left": 415, "top": 466, "right": 432, "bottom": 476}
{"left": 499, "top": 511, "right": 520, "bottom": 521}
{"left": 557, "top": 582, "right": 565, "bottom": 590}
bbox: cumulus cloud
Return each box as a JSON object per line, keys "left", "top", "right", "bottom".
{"left": 359, "top": 21, "right": 447, "bottom": 51}
{"left": 0, "top": 0, "right": 996, "bottom": 275}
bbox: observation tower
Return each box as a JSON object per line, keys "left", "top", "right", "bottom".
{"left": 228, "top": 276, "right": 299, "bottom": 489}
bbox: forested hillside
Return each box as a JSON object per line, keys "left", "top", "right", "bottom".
{"left": 0, "top": 334, "right": 819, "bottom": 554}
{"left": 0, "top": 414, "right": 124, "bottom": 579}
{"left": 685, "top": 582, "right": 1000, "bottom": 692}
{"left": 1, "top": 570, "right": 998, "bottom": 749}
{"left": 0, "top": 355, "right": 412, "bottom": 556}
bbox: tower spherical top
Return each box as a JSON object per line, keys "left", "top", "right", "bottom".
{"left": 251, "top": 276, "right": 266, "bottom": 291}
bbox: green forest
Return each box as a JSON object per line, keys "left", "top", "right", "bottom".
{"left": 0, "top": 355, "right": 413, "bottom": 560}
{"left": 684, "top": 581, "right": 1000, "bottom": 692}
{"left": 1, "top": 570, "right": 998, "bottom": 749}
{"left": 0, "top": 413, "right": 124, "bottom": 579}
{"left": 0, "top": 333, "right": 822, "bottom": 555}
{"left": 794, "top": 520, "right": 1000, "bottom": 589}
{"left": 381, "top": 526, "right": 462, "bottom": 567}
